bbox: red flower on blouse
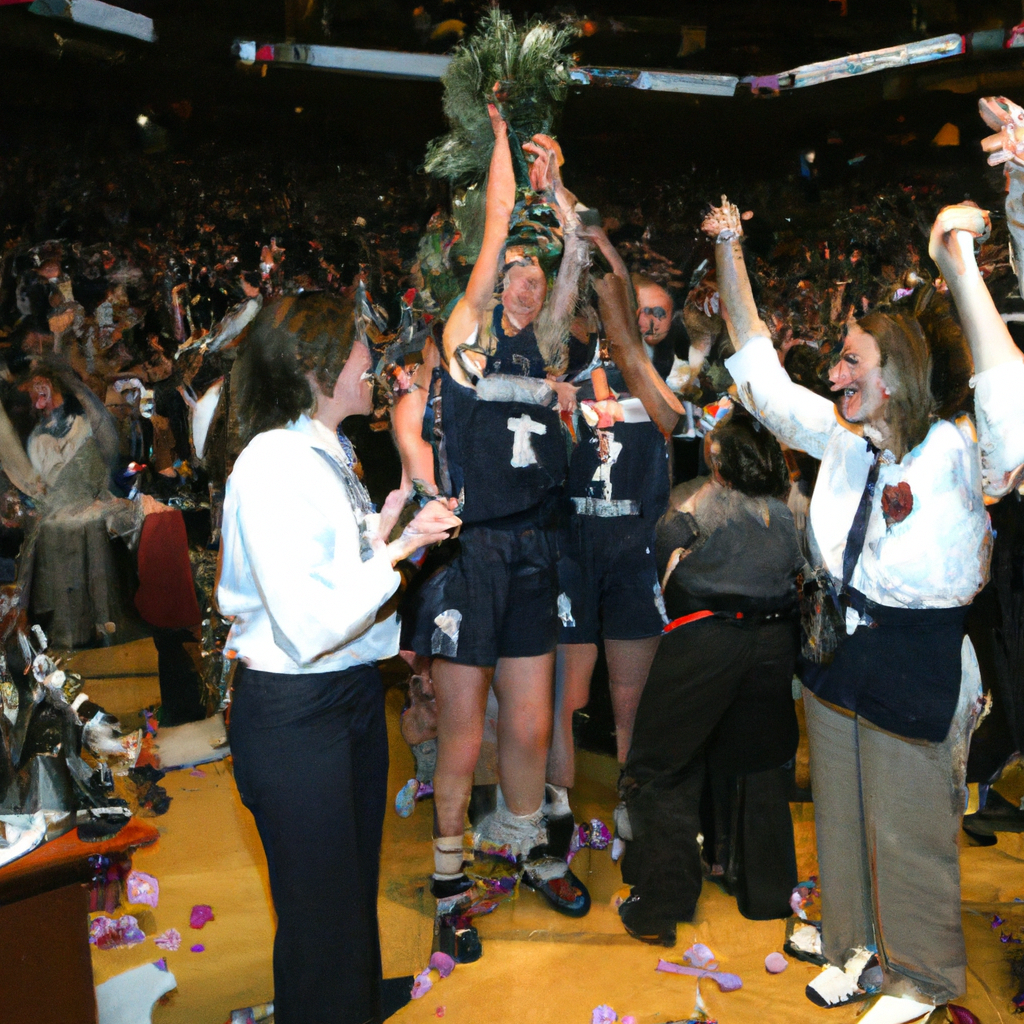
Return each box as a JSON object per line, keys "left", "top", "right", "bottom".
{"left": 881, "top": 481, "right": 913, "bottom": 526}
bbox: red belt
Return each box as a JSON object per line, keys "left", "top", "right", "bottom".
{"left": 663, "top": 609, "right": 744, "bottom": 633}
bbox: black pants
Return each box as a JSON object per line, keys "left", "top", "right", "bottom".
{"left": 151, "top": 627, "right": 206, "bottom": 726}
{"left": 621, "top": 617, "right": 799, "bottom": 921}
{"left": 230, "top": 664, "right": 388, "bottom": 1024}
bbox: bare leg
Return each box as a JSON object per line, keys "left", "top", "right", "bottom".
{"left": 546, "top": 643, "right": 599, "bottom": 789}
{"left": 605, "top": 636, "right": 661, "bottom": 764}
{"left": 492, "top": 652, "right": 556, "bottom": 815}
{"left": 432, "top": 660, "right": 493, "bottom": 839}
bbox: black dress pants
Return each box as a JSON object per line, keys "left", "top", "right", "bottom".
{"left": 621, "top": 617, "right": 799, "bottom": 921}
{"left": 230, "top": 663, "right": 388, "bottom": 1024}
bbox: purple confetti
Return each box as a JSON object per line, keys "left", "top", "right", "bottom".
{"left": 429, "top": 951, "right": 455, "bottom": 978}
{"left": 90, "top": 915, "right": 146, "bottom": 950}
{"left": 126, "top": 870, "right": 160, "bottom": 908}
{"left": 656, "top": 958, "right": 742, "bottom": 992}
{"left": 682, "top": 943, "right": 717, "bottom": 969}
{"left": 765, "top": 952, "right": 788, "bottom": 974}
{"left": 591, "top": 1006, "right": 618, "bottom": 1024}
{"left": 190, "top": 943, "right": 205, "bottom": 953}
{"left": 992, "top": 914, "right": 1005, "bottom": 929}
{"left": 411, "top": 969, "right": 433, "bottom": 999}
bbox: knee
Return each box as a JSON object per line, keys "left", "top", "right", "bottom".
{"left": 507, "top": 715, "right": 552, "bottom": 756}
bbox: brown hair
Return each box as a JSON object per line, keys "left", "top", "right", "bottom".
{"left": 234, "top": 293, "right": 356, "bottom": 442}
{"left": 856, "top": 311, "right": 934, "bottom": 461}
{"left": 711, "top": 413, "right": 790, "bottom": 499}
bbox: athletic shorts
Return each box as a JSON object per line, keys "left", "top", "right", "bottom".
{"left": 557, "top": 514, "right": 668, "bottom": 645}
{"left": 404, "top": 509, "right": 560, "bottom": 667}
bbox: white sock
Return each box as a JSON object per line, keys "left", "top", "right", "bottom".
{"left": 432, "top": 837, "right": 464, "bottom": 877}
{"left": 857, "top": 995, "right": 935, "bottom": 1024}
{"left": 544, "top": 784, "right": 571, "bottom": 817}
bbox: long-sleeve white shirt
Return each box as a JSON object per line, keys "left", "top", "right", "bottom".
{"left": 217, "top": 415, "right": 401, "bottom": 674}
{"left": 725, "top": 337, "right": 1024, "bottom": 623}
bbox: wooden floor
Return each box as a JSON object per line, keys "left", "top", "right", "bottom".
{"left": 74, "top": 640, "right": 1024, "bottom": 1024}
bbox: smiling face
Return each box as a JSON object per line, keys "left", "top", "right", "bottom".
{"left": 502, "top": 263, "right": 547, "bottom": 328}
{"left": 828, "top": 323, "right": 889, "bottom": 428}
{"left": 637, "top": 284, "right": 674, "bottom": 344}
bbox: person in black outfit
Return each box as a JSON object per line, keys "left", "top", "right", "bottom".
{"left": 618, "top": 413, "right": 805, "bottom": 946}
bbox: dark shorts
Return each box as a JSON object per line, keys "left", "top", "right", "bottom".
{"left": 557, "top": 514, "right": 667, "bottom": 645}
{"left": 403, "top": 510, "right": 560, "bottom": 667}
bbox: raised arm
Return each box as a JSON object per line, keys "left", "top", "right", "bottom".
{"left": 702, "top": 197, "right": 772, "bottom": 352}
{"left": 594, "top": 273, "right": 682, "bottom": 435}
{"left": 442, "top": 103, "right": 517, "bottom": 378}
{"left": 704, "top": 198, "right": 839, "bottom": 458}
{"left": 929, "top": 202, "right": 1024, "bottom": 492}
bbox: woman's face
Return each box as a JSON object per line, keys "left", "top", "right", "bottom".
{"left": 828, "top": 324, "right": 888, "bottom": 427}
{"left": 333, "top": 340, "right": 374, "bottom": 418}
{"left": 502, "top": 264, "right": 547, "bottom": 327}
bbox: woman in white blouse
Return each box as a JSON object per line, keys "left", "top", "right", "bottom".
{"left": 217, "top": 293, "right": 459, "bottom": 1024}
{"left": 703, "top": 198, "right": 1024, "bottom": 1024}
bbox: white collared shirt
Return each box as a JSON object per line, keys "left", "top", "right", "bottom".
{"left": 217, "top": 415, "right": 401, "bottom": 674}
{"left": 725, "top": 337, "right": 1024, "bottom": 621}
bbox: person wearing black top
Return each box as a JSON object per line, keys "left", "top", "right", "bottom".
{"left": 616, "top": 414, "right": 805, "bottom": 947}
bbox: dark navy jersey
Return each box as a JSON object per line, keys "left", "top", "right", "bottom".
{"left": 567, "top": 416, "right": 670, "bottom": 524}
{"left": 441, "top": 371, "right": 568, "bottom": 524}
{"left": 484, "top": 304, "right": 547, "bottom": 379}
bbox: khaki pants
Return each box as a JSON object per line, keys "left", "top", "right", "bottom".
{"left": 802, "top": 639, "right": 981, "bottom": 1004}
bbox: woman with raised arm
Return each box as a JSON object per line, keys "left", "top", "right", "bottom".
{"left": 703, "top": 197, "right": 1024, "bottom": 1024}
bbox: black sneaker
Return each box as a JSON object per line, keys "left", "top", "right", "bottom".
{"left": 618, "top": 892, "right": 677, "bottom": 947}
{"left": 435, "top": 914, "right": 482, "bottom": 964}
{"left": 429, "top": 873, "right": 474, "bottom": 899}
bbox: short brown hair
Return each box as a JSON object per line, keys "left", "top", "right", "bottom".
{"left": 234, "top": 293, "right": 356, "bottom": 441}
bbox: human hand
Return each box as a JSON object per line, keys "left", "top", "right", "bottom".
{"left": 548, "top": 379, "right": 578, "bottom": 415}
{"left": 979, "top": 96, "right": 1024, "bottom": 167}
{"left": 523, "top": 133, "right": 564, "bottom": 192}
{"left": 696, "top": 396, "right": 732, "bottom": 437}
{"left": 701, "top": 197, "right": 748, "bottom": 241}
{"left": 388, "top": 498, "right": 461, "bottom": 564}
{"left": 377, "top": 487, "right": 410, "bottom": 544}
{"left": 928, "top": 203, "right": 991, "bottom": 278}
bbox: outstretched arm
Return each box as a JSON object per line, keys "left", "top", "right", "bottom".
{"left": 701, "top": 197, "right": 771, "bottom": 352}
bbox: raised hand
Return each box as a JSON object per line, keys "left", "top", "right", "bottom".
{"left": 979, "top": 96, "right": 1024, "bottom": 167}
{"left": 928, "top": 203, "right": 991, "bottom": 278}
{"left": 701, "top": 197, "right": 745, "bottom": 241}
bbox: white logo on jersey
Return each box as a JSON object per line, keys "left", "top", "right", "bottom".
{"left": 591, "top": 430, "right": 623, "bottom": 500}
{"left": 507, "top": 414, "right": 547, "bottom": 468}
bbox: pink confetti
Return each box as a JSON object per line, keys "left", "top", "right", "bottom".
{"left": 765, "top": 952, "right": 788, "bottom": 974}
{"left": 621, "top": 1018, "right": 636, "bottom": 1024}
{"left": 190, "top": 904, "right": 214, "bottom": 929}
{"left": 189, "top": 768, "right": 206, "bottom": 777}
{"left": 429, "top": 951, "right": 455, "bottom": 978}
{"left": 190, "top": 943, "right": 205, "bottom": 952}
{"left": 435, "top": 1008, "right": 445, "bottom": 1018}
{"left": 154, "top": 928, "right": 181, "bottom": 951}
